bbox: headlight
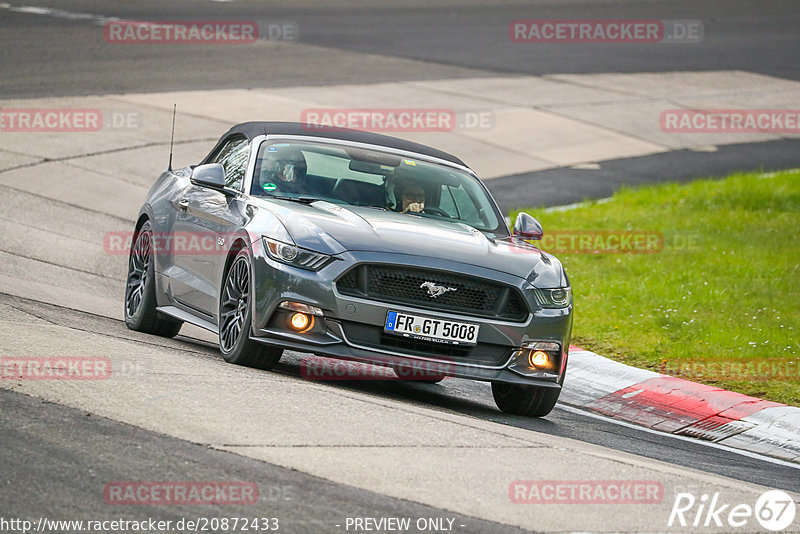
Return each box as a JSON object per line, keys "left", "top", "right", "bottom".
{"left": 263, "top": 237, "right": 333, "bottom": 271}
{"left": 532, "top": 287, "right": 572, "bottom": 308}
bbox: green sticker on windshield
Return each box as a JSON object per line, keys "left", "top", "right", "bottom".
{"left": 262, "top": 182, "right": 277, "bottom": 191}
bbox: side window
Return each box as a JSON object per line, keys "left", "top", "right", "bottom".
{"left": 210, "top": 137, "right": 249, "bottom": 191}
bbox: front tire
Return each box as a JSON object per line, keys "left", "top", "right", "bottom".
{"left": 218, "top": 248, "right": 282, "bottom": 370}
{"left": 491, "top": 382, "right": 561, "bottom": 417}
{"left": 124, "top": 220, "right": 182, "bottom": 337}
{"left": 417, "top": 376, "right": 446, "bottom": 384}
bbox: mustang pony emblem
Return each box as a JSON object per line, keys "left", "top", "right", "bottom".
{"left": 420, "top": 281, "right": 458, "bottom": 298}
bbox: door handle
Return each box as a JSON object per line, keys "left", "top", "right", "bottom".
{"left": 178, "top": 198, "right": 189, "bottom": 210}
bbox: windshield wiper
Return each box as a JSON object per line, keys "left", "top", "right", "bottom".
{"left": 270, "top": 195, "right": 325, "bottom": 204}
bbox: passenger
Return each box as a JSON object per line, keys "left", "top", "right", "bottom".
{"left": 259, "top": 149, "right": 308, "bottom": 195}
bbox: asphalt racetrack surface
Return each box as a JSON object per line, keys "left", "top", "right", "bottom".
{"left": 2, "top": 0, "right": 799, "bottom": 97}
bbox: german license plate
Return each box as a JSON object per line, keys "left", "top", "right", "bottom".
{"left": 384, "top": 311, "right": 479, "bottom": 346}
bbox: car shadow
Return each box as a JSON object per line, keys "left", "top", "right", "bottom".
{"left": 271, "top": 353, "right": 561, "bottom": 432}
{"left": 163, "top": 334, "right": 561, "bottom": 432}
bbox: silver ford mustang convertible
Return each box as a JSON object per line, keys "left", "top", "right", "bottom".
{"left": 125, "top": 122, "right": 573, "bottom": 416}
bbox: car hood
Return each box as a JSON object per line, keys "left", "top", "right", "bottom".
{"left": 249, "top": 199, "right": 568, "bottom": 287}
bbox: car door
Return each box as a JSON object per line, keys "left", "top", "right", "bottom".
{"left": 170, "top": 135, "right": 250, "bottom": 318}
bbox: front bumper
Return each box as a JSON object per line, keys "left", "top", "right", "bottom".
{"left": 249, "top": 247, "right": 573, "bottom": 386}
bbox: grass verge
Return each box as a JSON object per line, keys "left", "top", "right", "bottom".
{"left": 514, "top": 169, "right": 800, "bottom": 405}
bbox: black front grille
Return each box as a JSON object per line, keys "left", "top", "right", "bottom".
{"left": 341, "top": 321, "right": 511, "bottom": 366}
{"left": 336, "top": 264, "right": 528, "bottom": 321}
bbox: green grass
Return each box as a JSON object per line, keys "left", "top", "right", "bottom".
{"left": 514, "top": 169, "right": 800, "bottom": 406}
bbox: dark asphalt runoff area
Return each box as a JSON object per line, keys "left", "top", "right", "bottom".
{"left": 488, "top": 138, "right": 800, "bottom": 211}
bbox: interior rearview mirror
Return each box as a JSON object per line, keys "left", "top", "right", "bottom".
{"left": 513, "top": 212, "right": 543, "bottom": 240}
{"left": 349, "top": 159, "right": 390, "bottom": 175}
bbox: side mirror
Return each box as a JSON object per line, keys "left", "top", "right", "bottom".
{"left": 513, "top": 212, "right": 543, "bottom": 240}
{"left": 190, "top": 163, "right": 226, "bottom": 190}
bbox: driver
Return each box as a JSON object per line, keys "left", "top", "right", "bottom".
{"left": 393, "top": 177, "right": 426, "bottom": 213}
{"left": 259, "top": 148, "right": 308, "bottom": 195}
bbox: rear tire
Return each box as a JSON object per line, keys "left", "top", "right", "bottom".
{"left": 491, "top": 382, "right": 561, "bottom": 417}
{"left": 124, "top": 220, "right": 182, "bottom": 338}
{"left": 219, "top": 248, "right": 283, "bottom": 370}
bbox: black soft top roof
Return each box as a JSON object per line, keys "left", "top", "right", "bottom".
{"left": 218, "top": 121, "right": 467, "bottom": 167}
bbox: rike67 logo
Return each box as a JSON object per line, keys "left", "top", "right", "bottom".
{"left": 668, "top": 490, "right": 796, "bottom": 531}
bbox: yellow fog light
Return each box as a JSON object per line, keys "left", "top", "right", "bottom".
{"left": 289, "top": 312, "right": 313, "bottom": 332}
{"left": 529, "top": 350, "right": 549, "bottom": 367}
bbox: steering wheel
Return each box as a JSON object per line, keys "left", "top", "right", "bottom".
{"left": 422, "top": 206, "right": 451, "bottom": 217}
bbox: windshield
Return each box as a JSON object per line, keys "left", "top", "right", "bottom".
{"left": 251, "top": 140, "right": 504, "bottom": 232}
